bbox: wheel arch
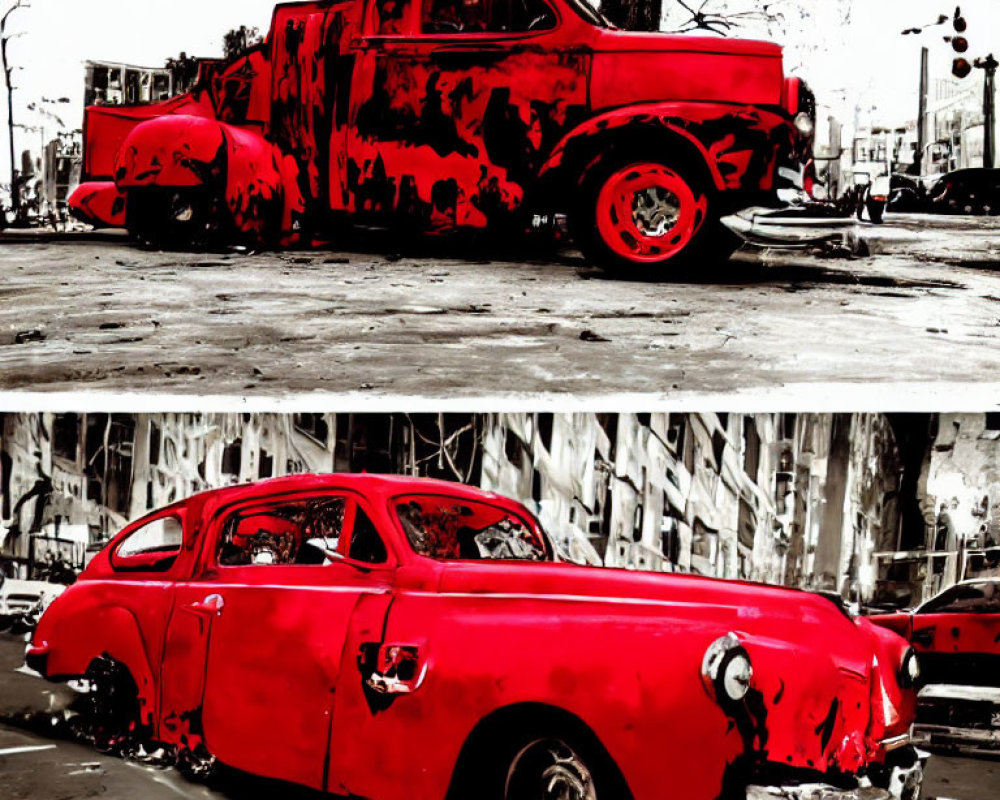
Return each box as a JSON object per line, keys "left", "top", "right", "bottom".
{"left": 536, "top": 118, "right": 724, "bottom": 213}
{"left": 115, "top": 115, "right": 296, "bottom": 243}
{"left": 43, "top": 603, "right": 158, "bottom": 728}
{"left": 444, "top": 701, "right": 635, "bottom": 800}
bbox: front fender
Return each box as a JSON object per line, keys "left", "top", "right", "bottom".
{"left": 539, "top": 101, "right": 797, "bottom": 193}
{"left": 114, "top": 116, "right": 303, "bottom": 239}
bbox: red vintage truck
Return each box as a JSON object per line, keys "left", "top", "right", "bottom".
{"left": 68, "top": 0, "right": 815, "bottom": 275}
{"left": 28, "top": 474, "right": 924, "bottom": 800}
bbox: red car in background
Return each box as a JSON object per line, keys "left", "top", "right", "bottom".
{"left": 69, "top": 0, "right": 815, "bottom": 275}
{"left": 870, "top": 578, "right": 1000, "bottom": 753}
{"left": 27, "top": 474, "right": 923, "bottom": 800}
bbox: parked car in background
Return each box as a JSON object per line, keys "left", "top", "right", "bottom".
{"left": 869, "top": 578, "right": 1000, "bottom": 753}
{"left": 0, "top": 579, "right": 67, "bottom": 634}
{"left": 69, "top": 0, "right": 816, "bottom": 275}
{"left": 886, "top": 174, "right": 927, "bottom": 214}
{"left": 28, "top": 474, "right": 924, "bottom": 800}
{"left": 925, "top": 168, "right": 1000, "bottom": 216}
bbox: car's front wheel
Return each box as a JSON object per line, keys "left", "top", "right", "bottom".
{"left": 571, "top": 159, "right": 735, "bottom": 278}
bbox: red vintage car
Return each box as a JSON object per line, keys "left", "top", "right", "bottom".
{"left": 68, "top": 0, "right": 815, "bottom": 274}
{"left": 869, "top": 578, "right": 1000, "bottom": 752}
{"left": 28, "top": 474, "right": 923, "bottom": 800}
{"left": 869, "top": 578, "right": 1000, "bottom": 686}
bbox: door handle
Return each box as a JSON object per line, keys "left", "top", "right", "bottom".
{"left": 183, "top": 594, "right": 225, "bottom": 617}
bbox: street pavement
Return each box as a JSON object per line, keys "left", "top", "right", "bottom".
{"left": 0, "top": 213, "right": 999, "bottom": 402}
{"left": 0, "top": 634, "right": 997, "bottom": 799}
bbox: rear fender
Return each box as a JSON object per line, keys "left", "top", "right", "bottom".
{"left": 114, "top": 116, "right": 302, "bottom": 239}
{"left": 37, "top": 600, "right": 157, "bottom": 728}
{"left": 539, "top": 101, "right": 795, "bottom": 196}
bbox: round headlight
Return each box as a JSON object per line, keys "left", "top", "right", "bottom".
{"left": 722, "top": 652, "right": 753, "bottom": 702}
{"left": 900, "top": 648, "right": 920, "bottom": 688}
{"left": 794, "top": 112, "right": 815, "bottom": 137}
{"left": 702, "top": 633, "right": 754, "bottom": 705}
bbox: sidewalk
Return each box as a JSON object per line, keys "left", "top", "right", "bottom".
{"left": 0, "top": 228, "right": 128, "bottom": 244}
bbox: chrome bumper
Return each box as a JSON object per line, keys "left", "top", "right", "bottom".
{"left": 746, "top": 746, "right": 927, "bottom": 800}
{"left": 721, "top": 206, "right": 856, "bottom": 248}
{"left": 914, "top": 683, "right": 1000, "bottom": 753}
{"left": 747, "top": 784, "right": 891, "bottom": 800}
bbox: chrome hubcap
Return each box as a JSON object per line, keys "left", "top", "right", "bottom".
{"left": 631, "top": 186, "right": 681, "bottom": 237}
{"left": 170, "top": 194, "right": 195, "bottom": 223}
{"left": 507, "top": 739, "right": 597, "bottom": 800}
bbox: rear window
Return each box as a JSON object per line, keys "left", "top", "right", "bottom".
{"left": 395, "top": 494, "right": 549, "bottom": 561}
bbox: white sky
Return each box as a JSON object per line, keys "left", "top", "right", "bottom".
{"left": 4, "top": 0, "right": 1000, "bottom": 181}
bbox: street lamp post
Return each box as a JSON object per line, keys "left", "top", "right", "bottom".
{"left": 1, "top": 0, "right": 28, "bottom": 224}
{"left": 976, "top": 54, "right": 998, "bottom": 168}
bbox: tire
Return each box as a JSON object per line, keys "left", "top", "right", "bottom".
{"left": 126, "top": 187, "right": 226, "bottom": 250}
{"left": 866, "top": 198, "right": 885, "bottom": 225}
{"left": 79, "top": 657, "right": 142, "bottom": 755}
{"left": 456, "top": 724, "right": 628, "bottom": 800}
{"left": 570, "top": 158, "right": 735, "bottom": 279}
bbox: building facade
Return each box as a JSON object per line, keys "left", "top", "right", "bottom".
{"left": 0, "top": 412, "right": 903, "bottom": 598}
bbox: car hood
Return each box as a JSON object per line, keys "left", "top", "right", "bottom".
{"left": 587, "top": 29, "right": 783, "bottom": 58}
{"left": 439, "top": 561, "right": 868, "bottom": 665}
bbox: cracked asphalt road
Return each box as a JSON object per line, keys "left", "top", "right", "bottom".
{"left": 0, "top": 213, "right": 999, "bottom": 401}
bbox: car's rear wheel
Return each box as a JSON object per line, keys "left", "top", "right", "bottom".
{"left": 866, "top": 197, "right": 886, "bottom": 224}
{"left": 127, "top": 187, "right": 225, "bottom": 249}
{"left": 571, "top": 159, "right": 735, "bottom": 278}
{"left": 79, "top": 656, "right": 142, "bottom": 755}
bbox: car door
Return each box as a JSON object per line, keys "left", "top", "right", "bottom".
{"left": 161, "top": 488, "right": 394, "bottom": 791}
{"left": 347, "top": 0, "right": 589, "bottom": 229}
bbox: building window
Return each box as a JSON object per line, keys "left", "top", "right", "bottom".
{"left": 743, "top": 417, "right": 761, "bottom": 480}
{"left": 776, "top": 474, "right": 793, "bottom": 517}
{"left": 294, "top": 413, "right": 329, "bottom": 445}
{"left": 52, "top": 414, "right": 80, "bottom": 464}
{"left": 259, "top": 449, "right": 274, "bottom": 479}
{"left": 537, "top": 414, "right": 554, "bottom": 452}
{"left": 149, "top": 422, "right": 161, "bottom": 466}
{"left": 222, "top": 439, "right": 243, "bottom": 477}
{"left": 504, "top": 430, "right": 526, "bottom": 470}
{"left": 778, "top": 413, "right": 797, "bottom": 441}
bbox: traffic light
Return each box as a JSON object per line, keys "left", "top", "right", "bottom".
{"left": 952, "top": 6, "right": 972, "bottom": 77}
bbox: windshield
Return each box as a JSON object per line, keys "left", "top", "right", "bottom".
{"left": 395, "top": 494, "right": 550, "bottom": 561}
{"left": 918, "top": 581, "right": 1000, "bottom": 614}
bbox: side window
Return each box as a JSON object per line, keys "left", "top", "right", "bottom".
{"left": 422, "top": 0, "right": 555, "bottom": 34}
{"left": 373, "top": 0, "right": 414, "bottom": 34}
{"left": 219, "top": 497, "right": 347, "bottom": 567}
{"left": 349, "top": 507, "right": 389, "bottom": 564}
{"left": 114, "top": 516, "right": 184, "bottom": 573}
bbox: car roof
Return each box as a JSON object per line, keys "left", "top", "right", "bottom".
{"left": 184, "top": 473, "right": 525, "bottom": 512}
